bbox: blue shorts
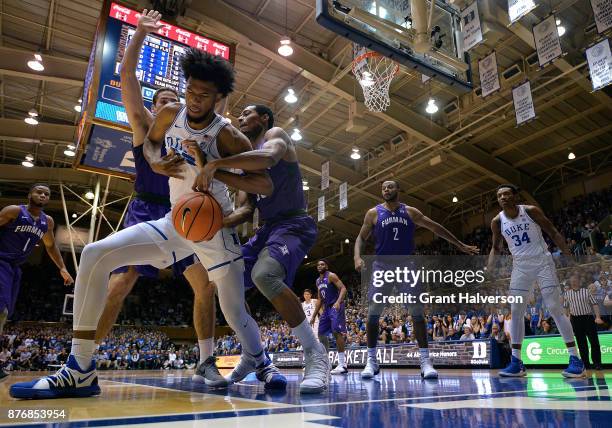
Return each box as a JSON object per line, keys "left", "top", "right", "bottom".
{"left": 318, "top": 304, "right": 347, "bottom": 336}
{"left": 113, "top": 198, "right": 196, "bottom": 277}
{"left": 242, "top": 216, "right": 317, "bottom": 289}
{"left": 0, "top": 260, "right": 22, "bottom": 316}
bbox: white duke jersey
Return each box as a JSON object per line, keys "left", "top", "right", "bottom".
{"left": 499, "top": 205, "right": 549, "bottom": 257}
{"left": 302, "top": 299, "right": 318, "bottom": 320}
{"left": 164, "top": 106, "right": 233, "bottom": 215}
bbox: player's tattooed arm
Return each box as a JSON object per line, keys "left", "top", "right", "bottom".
{"left": 222, "top": 191, "right": 255, "bottom": 227}
{"left": 408, "top": 207, "right": 479, "bottom": 255}
{"left": 41, "top": 216, "right": 74, "bottom": 285}
{"left": 487, "top": 215, "right": 503, "bottom": 272}
{"left": 354, "top": 208, "right": 376, "bottom": 272}
{"left": 0, "top": 205, "right": 20, "bottom": 228}
{"left": 143, "top": 103, "right": 185, "bottom": 179}
{"left": 120, "top": 9, "right": 162, "bottom": 145}
{"left": 525, "top": 205, "right": 571, "bottom": 256}
{"left": 329, "top": 273, "right": 347, "bottom": 310}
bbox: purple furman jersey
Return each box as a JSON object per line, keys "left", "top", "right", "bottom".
{"left": 243, "top": 158, "right": 317, "bottom": 289}
{"left": 374, "top": 203, "right": 415, "bottom": 255}
{"left": 317, "top": 272, "right": 347, "bottom": 336}
{"left": 316, "top": 272, "right": 339, "bottom": 308}
{"left": 0, "top": 206, "right": 48, "bottom": 316}
{"left": 114, "top": 144, "right": 195, "bottom": 277}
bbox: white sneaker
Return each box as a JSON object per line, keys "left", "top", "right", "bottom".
{"left": 420, "top": 358, "right": 438, "bottom": 379}
{"left": 300, "top": 343, "right": 330, "bottom": 394}
{"left": 330, "top": 365, "right": 348, "bottom": 375}
{"left": 360, "top": 357, "right": 380, "bottom": 379}
{"left": 225, "top": 353, "right": 257, "bottom": 384}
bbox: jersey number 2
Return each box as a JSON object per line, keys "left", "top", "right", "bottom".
{"left": 393, "top": 227, "right": 399, "bottom": 241}
{"left": 511, "top": 232, "right": 531, "bottom": 247}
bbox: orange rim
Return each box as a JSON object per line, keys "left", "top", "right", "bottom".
{"left": 351, "top": 51, "right": 400, "bottom": 77}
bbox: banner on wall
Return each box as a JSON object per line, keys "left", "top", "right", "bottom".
{"left": 478, "top": 52, "right": 501, "bottom": 97}
{"left": 586, "top": 39, "right": 612, "bottom": 91}
{"left": 321, "top": 161, "right": 330, "bottom": 190}
{"left": 512, "top": 80, "right": 536, "bottom": 126}
{"left": 533, "top": 15, "right": 563, "bottom": 67}
{"left": 318, "top": 195, "right": 325, "bottom": 221}
{"left": 461, "top": 2, "right": 483, "bottom": 51}
{"left": 508, "top": 0, "right": 537, "bottom": 24}
{"left": 590, "top": 0, "right": 612, "bottom": 34}
{"left": 339, "top": 182, "right": 348, "bottom": 210}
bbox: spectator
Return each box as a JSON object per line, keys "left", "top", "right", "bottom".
{"left": 460, "top": 326, "right": 475, "bottom": 341}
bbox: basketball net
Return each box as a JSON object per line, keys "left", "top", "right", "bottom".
{"left": 351, "top": 44, "right": 399, "bottom": 112}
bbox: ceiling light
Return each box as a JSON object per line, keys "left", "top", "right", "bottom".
{"left": 74, "top": 105, "right": 82, "bottom": 112}
{"left": 27, "top": 53, "right": 44, "bottom": 71}
{"left": 290, "top": 128, "right": 302, "bottom": 141}
{"left": 21, "top": 160, "right": 34, "bottom": 167}
{"left": 64, "top": 149, "right": 76, "bottom": 157}
{"left": 28, "top": 109, "right": 39, "bottom": 117}
{"left": 452, "top": 195, "right": 458, "bottom": 203}
{"left": 359, "top": 71, "right": 375, "bottom": 87}
{"left": 344, "top": 238, "right": 350, "bottom": 244}
{"left": 284, "top": 88, "right": 298, "bottom": 103}
{"left": 425, "top": 98, "right": 439, "bottom": 114}
{"left": 278, "top": 37, "right": 293, "bottom": 56}
{"left": 67, "top": 144, "right": 76, "bottom": 150}
{"left": 302, "top": 180, "right": 309, "bottom": 191}
{"left": 556, "top": 18, "right": 561, "bottom": 25}
{"left": 85, "top": 191, "right": 95, "bottom": 200}
{"left": 557, "top": 25, "right": 566, "bottom": 37}
{"left": 24, "top": 117, "right": 38, "bottom": 125}
{"left": 72, "top": 213, "right": 77, "bottom": 219}
{"left": 350, "top": 148, "right": 361, "bottom": 160}
{"left": 304, "top": 255, "right": 308, "bottom": 259}
{"left": 568, "top": 151, "right": 575, "bottom": 160}
{"left": 25, "top": 154, "right": 34, "bottom": 162}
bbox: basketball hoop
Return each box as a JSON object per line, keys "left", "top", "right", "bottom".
{"left": 351, "top": 45, "right": 399, "bottom": 112}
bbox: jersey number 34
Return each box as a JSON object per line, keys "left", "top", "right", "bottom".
{"left": 511, "top": 232, "right": 531, "bottom": 247}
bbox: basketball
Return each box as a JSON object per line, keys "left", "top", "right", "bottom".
{"left": 171, "top": 192, "right": 223, "bottom": 242}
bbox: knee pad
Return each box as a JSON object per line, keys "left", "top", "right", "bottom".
{"left": 250, "top": 254, "right": 288, "bottom": 301}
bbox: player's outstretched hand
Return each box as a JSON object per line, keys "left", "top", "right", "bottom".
{"left": 458, "top": 243, "right": 480, "bottom": 255}
{"left": 193, "top": 162, "right": 217, "bottom": 193}
{"left": 151, "top": 149, "right": 185, "bottom": 179}
{"left": 60, "top": 268, "right": 74, "bottom": 286}
{"left": 138, "top": 9, "right": 163, "bottom": 33}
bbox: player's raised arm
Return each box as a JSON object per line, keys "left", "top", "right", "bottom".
{"left": 354, "top": 208, "right": 376, "bottom": 272}
{"left": 40, "top": 216, "right": 74, "bottom": 285}
{"left": 525, "top": 205, "right": 571, "bottom": 255}
{"left": 119, "top": 9, "right": 162, "bottom": 143}
{"left": 222, "top": 191, "right": 255, "bottom": 228}
{"left": 407, "top": 207, "right": 479, "bottom": 255}
{"left": 329, "top": 273, "right": 347, "bottom": 310}
{"left": 143, "top": 103, "right": 184, "bottom": 178}
{"left": 0, "top": 205, "right": 20, "bottom": 228}
{"left": 487, "top": 215, "right": 503, "bottom": 272}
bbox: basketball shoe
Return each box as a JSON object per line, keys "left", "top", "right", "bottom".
{"left": 360, "top": 356, "right": 380, "bottom": 379}
{"left": 420, "top": 359, "right": 438, "bottom": 379}
{"left": 562, "top": 356, "right": 586, "bottom": 378}
{"left": 192, "top": 356, "right": 228, "bottom": 387}
{"left": 226, "top": 352, "right": 287, "bottom": 390}
{"left": 330, "top": 364, "right": 348, "bottom": 375}
{"left": 300, "top": 342, "right": 330, "bottom": 394}
{"left": 499, "top": 356, "right": 526, "bottom": 377}
{"left": 10, "top": 355, "right": 100, "bottom": 399}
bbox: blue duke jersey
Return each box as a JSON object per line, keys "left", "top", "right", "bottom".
{"left": 164, "top": 107, "right": 233, "bottom": 215}
{"left": 499, "top": 205, "right": 549, "bottom": 257}
{"left": 0, "top": 205, "right": 48, "bottom": 265}
{"left": 374, "top": 204, "right": 415, "bottom": 255}
{"left": 316, "top": 272, "right": 340, "bottom": 307}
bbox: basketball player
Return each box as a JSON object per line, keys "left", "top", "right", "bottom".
{"left": 0, "top": 184, "right": 74, "bottom": 380}
{"left": 193, "top": 105, "right": 329, "bottom": 394}
{"left": 97, "top": 9, "right": 222, "bottom": 385}
{"left": 302, "top": 289, "right": 319, "bottom": 338}
{"left": 354, "top": 180, "right": 478, "bottom": 379}
{"left": 488, "top": 184, "right": 585, "bottom": 377}
{"left": 310, "top": 260, "right": 348, "bottom": 374}
{"left": 10, "top": 50, "right": 285, "bottom": 399}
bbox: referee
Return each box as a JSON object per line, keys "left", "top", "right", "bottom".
{"left": 564, "top": 272, "right": 604, "bottom": 370}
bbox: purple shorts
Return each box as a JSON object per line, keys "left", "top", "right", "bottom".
{"left": 0, "top": 259, "right": 22, "bottom": 317}
{"left": 113, "top": 198, "right": 195, "bottom": 278}
{"left": 318, "top": 304, "right": 347, "bottom": 336}
{"left": 243, "top": 216, "right": 317, "bottom": 289}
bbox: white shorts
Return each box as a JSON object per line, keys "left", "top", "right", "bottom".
{"left": 509, "top": 255, "right": 560, "bottom": 299}
{"left": 137, "top": 213, "right": 243, "bottom": 281}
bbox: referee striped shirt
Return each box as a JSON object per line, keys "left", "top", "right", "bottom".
{"left": 564, "top": 287, "right": 597, "bottom": 316}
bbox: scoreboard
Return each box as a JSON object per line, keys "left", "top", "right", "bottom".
{"left": 75, "top": 1, "right": 235, "bottom": 178}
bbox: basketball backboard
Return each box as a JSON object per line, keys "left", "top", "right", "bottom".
{"left": 316, "top": 0, "right": 473, "bottom": 93}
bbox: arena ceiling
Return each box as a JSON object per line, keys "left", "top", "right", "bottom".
{"left": 0, "top": 0, "right": 610, "bottom": 256}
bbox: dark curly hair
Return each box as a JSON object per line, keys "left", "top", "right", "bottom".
{"left": 180, "top": 48, "right": 235, "bottom": 97}
{"left": 496, "top": 184, "right": 519, "bottom": 194}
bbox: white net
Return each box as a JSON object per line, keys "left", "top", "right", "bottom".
{"left": 352, "top": 44, "right": 399, "bottom": 112}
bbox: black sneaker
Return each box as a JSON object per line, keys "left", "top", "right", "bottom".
{"left": 192, "top": 356, "right": 228, "bottom": 387}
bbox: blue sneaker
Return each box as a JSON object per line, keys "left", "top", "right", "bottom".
{"left": 256, "top": 357, "right": 287, "bottom": 390}
{"left": 499, "top": 356, "right": 526, "bottom": 377}
{"left": 10, "top": 355, "right": 100, "bottom": 399}
{"left": 562, "top": 356, "right": 586, "bottom": 378}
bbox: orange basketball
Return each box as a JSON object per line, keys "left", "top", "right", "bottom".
{"left": 172, "top": 192, "right": 223, "bottom": 242}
